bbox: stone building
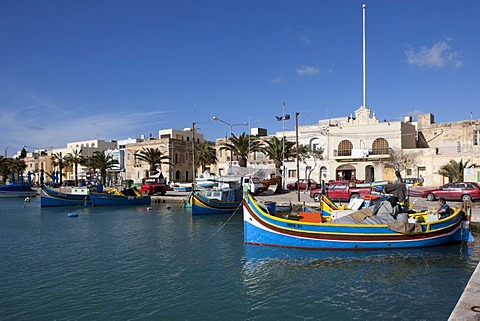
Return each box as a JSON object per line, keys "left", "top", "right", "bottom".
{"left": 124, "top": 128, "right": 204, "bottom": 184}
{"left": 211, "top": 106, "right": 480, "bottom": 188}
{"left": 413, "top": 113, "right": 480, "bottom": 186}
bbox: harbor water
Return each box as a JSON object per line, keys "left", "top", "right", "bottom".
{"left": 1, "top": 197, "right": 479, "bottom": 320}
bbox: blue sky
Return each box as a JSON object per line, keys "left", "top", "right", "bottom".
{"left": 1, "top": 0, "right": 479, "bottom": 157}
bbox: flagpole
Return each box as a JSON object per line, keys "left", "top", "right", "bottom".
{"left": 363, "top": 3, "right": 367, "bottom": 108}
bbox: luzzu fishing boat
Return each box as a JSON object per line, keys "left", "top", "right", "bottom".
{"left": 89, "top": 188, "right": 150, "bottom": 207}
{"left": 0, "top": 184, "right": 37, "bottom": 198}
{"left": 189, "top": 188, "right": 243, "bottom": 215}
{"left": 243, "top": 194, "right": 474, "bottom": 250}
{"left": 41, "top": 184, "right": 91, "bottom": 207}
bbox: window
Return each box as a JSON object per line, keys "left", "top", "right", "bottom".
{"left": 457, "top": 141, "right": 461, "bottom": 153}
{"left": 371, "top": 138, "right": 389, "bottom": 155}
{"left": 312, "top": 143, "right": 319, "bottom": 151}
{"left": 288, "top": 170, "right": 297, "bottom": 178}
{"left": 406, "top": 169, "right": 412, "bottom": 176}
{"left": 337, "top": 140, "right": 353, "bottom": 156}
{"left": 474, "top": 130, "right": 480, "bottom": 146}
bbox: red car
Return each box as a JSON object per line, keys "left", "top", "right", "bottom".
{"left": 421, "top": 182, "right": 480, "bottom": 201}
{"left": 286, "top": 179, "right": 318, "bottom": 190}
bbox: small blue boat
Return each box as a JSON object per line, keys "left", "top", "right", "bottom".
{"left": 243, "top": 194, "right": 474, "bottom": 250}
{"left": 89, "top": 188, "right": 151, "bottom": 207}
{"left": 41, "top": 184, "right": 90, "bottom": 207}
{"left": 0, "top": 184, "right": 37, "bottom": 198}
{"left": 189, "top": 188, "right": 243, "bottom": 215}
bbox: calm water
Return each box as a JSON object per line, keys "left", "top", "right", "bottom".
{"left": 1, "top": 197, "right": 479, "bottom": 320}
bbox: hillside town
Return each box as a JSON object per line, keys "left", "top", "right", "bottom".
{"left": 2, "top": 106, "right": 480, "bottom": 188}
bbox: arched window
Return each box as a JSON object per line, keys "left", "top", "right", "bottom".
{"left": 337, "top": 140, "right": 353, "bottom": 156}
{"left": 371, "top": 138, "right": 389, "bottom": 155}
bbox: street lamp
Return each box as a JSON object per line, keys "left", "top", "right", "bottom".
{"left": 212, "top": 116, "right": 248, "bottom": 166}
{"left": 276, "top": 101, "right": 290, "bottom": 190}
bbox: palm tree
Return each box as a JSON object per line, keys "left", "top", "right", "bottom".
{"left": 51, "top": 152, "right": 67, "bottom": 185}
{"left": 0, "top": 158, "right": 27, "bottom": 184}
{"left": 261, "top": 136, "right": 296, "bottom": 193}
{"left": 0, "top": 156, "right": 10, "bottom": 184}
{"left": 438, "top": 159, "right": 477, "bottom": 182}
{"left": 135, "top": 147, "right": 170, "bottom": 176}
{"left": 65, "top": 149, "right": 84, "bottom": 186}
{"left": 89, "top": 151, "right": 119, "bottom": 185}
{"left": 195, "top": 142, "right": 217, "bottom": 173}
{"left": 219, "top": 132, "right": 262, "bottom": 167}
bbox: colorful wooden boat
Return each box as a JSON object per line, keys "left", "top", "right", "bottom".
{"left": 189, "top": 188, "right": 243, "bottom": 215}
{"left": 0, "top": 184, "right": 37, "bottom": 198}
{"left": 89, "top": 188, "right": 151, "bottom": 207}
{"left": 243, "top": 194, "right": 474, "bottom": 250}
{"left": 41, "top": 184, "right": 91, "bottom": 207}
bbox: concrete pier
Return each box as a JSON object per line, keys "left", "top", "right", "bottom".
{"left": 449, "top": 262, "right": 480, "bottom": 320}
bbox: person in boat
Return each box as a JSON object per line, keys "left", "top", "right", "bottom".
{"left": 437, "top": 198, "right": 450, "bottom": 219}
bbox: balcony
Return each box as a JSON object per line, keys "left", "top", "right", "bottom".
{"left": 333, "top": 148, "right": 390, "bottom": 161}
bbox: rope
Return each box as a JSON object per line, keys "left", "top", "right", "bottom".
{"left": 205, "top": 201, "right": 243, "bottom": 241}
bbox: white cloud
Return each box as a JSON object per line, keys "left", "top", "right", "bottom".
{"left": 296, "top": 66, "right": 319, "bottom": 76}
{"left": 271, "top": 77, "right": 284, "bottom": 84}
{"left": 299, "top": 35, "right": 311, "bottom": 45}
{"left": 405, "top": 38, "right": 463, "bottom": 69}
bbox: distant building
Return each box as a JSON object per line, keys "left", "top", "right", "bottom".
{"left": 124, "top": 128, "right": 205, "bottom": 184}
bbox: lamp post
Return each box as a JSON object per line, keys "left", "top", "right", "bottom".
{"left": 276, "top": 101, "right": 290, "bottom": 190}
{"left": 212, "top": 116, "right": 248, "bottom": 166}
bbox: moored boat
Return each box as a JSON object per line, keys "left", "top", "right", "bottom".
{"left": 243, "top": 194, "right": 474, "bottom": 250}
{"left": 189, "top": 188, "right": 243, "bottom": 215}
{"left": 0, "top": 184, "right": 37, "bottom": 198}
{"left": 89, "top": 188, "right": 151, "bottom": 207}
{"left": 41, "top": 184, "right": 91, "bottom": 207}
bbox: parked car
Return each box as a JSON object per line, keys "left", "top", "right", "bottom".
{"left": 309, "top": 180, "right": 373, "bottom": 202}
{"left": 421, "top": 182, "right": 480, "bottom": 201}
{"left": 403, "top": 177, "right": 422, "bottom": 187}
{"left": 286, "top": 179, "right": 318, "bottom": 190}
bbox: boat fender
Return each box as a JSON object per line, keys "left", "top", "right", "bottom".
{"left": 67, "top": 213, "right": 78, "bottom": 217}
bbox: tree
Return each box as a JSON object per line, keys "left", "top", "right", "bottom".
{"left": 89, "top": 151, "right": 119, "bottom": 185}
{"left": 65, "top": 149, "right": 84, "bottom": 186}
{"left": 135, "top": 147, "right": 170, "bottom": 176}
{"left": 219, "top": 132, "right": 262, "bottom": 167}
{"left": 0, "top": 156, "right": 9, "bottom": 184}
{"left": 381, "top": 147, "right": 419, "bottom": 182}
{"left": 261, "top": 136, "right": 296, "bottom": 193}
{"left": 438, "top": 159, "right": 477, "bottom": 182}
{"left": 19, "top": 148, "right": 27, "bottom": 159}
{"left": 51, "top": 152, "right": 66, "bottom": 185}
{"left": 0, "top": 158, "right": 27, "bottom": 184}
{"left": 297, "top": 144, "right": 324, "bottom": 181}
{"left": 195, "top": 142, "right": 217, "bottom": 174}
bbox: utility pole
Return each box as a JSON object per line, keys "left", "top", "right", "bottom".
{"left": 295, "top": 112, "right": 300, "bottom": 202}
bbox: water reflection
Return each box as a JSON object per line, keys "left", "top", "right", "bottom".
{"left": 242, "top": 242, "right": 479, "bottom": 320}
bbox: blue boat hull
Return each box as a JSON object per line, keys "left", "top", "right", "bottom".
{"left": 41, "top": 185, "right": 90, "bottom": 207}
{"left": 0, "top": 184, "right": 37, "bottom": 198}
{"left": 89, "top": 193, "right": 151, "bottom": 207}
{"left": 243, "top": 194, "right": 473, "bottom": 250}
{"left": 190, "top": 192, "right": 242, "bottom": 215}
